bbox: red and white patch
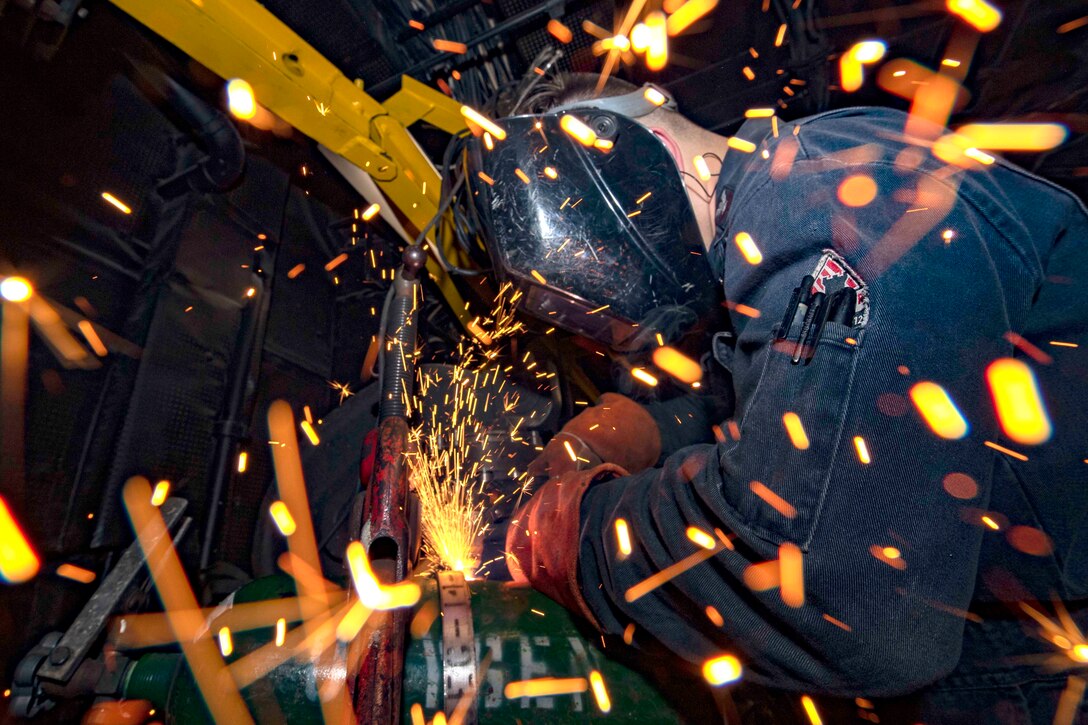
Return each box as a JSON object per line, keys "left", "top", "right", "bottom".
{"left": 810, "top": 249, "right": 869, "bottom": 326}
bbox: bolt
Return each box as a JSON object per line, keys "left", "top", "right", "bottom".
{"left": 48, "top": 647, "right": 70, "bottom": 666}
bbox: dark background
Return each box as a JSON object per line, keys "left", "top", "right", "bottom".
{"left": 0, "top": 0, "right": 1085, "bottom": 719}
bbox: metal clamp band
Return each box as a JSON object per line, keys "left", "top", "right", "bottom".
{"left": 437, "top": 570, "right": 478, "bottom": 724}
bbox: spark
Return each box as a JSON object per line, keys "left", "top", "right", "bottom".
{"left": 822, "top": 613, "right": 852, "bottom": 631}
{"left": 56, "top": 563, "right": 95, "bottom": 584}
{"left": 870, "top": 544, "right": 907, "bottom": 570}
{"left": 362, "top": 203, "right": 381, "bottom": 221}
{"left": 287, "top": 264, "right": 305, "bottom": 279}
{"left": 957, "top": 123, "right": 1068, "bottom": 151}
{"left": 853, "top": 436, "right": 871, "bottom": 464}
{"left": 269, "top": 501, "right": 297, "bottom": 536}
{"left": 942, "top": 58, "right": 962, "bottom": 68}
{"left": 504, "top": 677, "right": 588, "bottom": 699}
{"left": 623, "top": 623, "right": 636, "bottom": 644}
{"left": 631, "top": 367, "right": 659, "bottom": 386}
{"left": 1, "top": 277, "right": 32, "bottom": 302}
{"left": 984, "top": 440, "right": 1028, "bottom": 461}
{"left": 837, "top": 174, "right": 878, "bottom": 207}
{"left": 150, "top": 480, "right": 170, "bottom": 507}
{"left": 328, "top": 380, "right": 355, "bottom": 404}
{"left": 686, "top": 526, "right": 716, "bottom": 549}
{"left": 547, "top": 19, "right": 573, "bottom": 43}
{"left": 1050, "top": 341, "right": 1079, "bottom": 348}
{"left": 515, "top": 168, "right": 531, "bottom": 184}
{"left": 460, "top": 106, "right": 506, "bottom": 140}
{"left": 560, "top": 115, "right": 597, "bottom": 145}
{"left": 218, "top": 626, "right": 234, "bottom": 656}
{"left": 631, "top": 23, "right": 650, "bottom": 52}
{"left": 75, "top": 320, "right": 108, "bottom": 357}
{"left": 408, "top": 19, "right": 424, "bottom": 30}
{"left": 745, "top": 108, "right": 775, "bottom": 118}
{"left": 226, "top": 79, "right": 257, "bottom": 120}
{"left": 909, "top": 381, "right": 969, "bottom": 439}
{"left": 589, "top": 671, "right": 612, "bottom": 712}
{"left": 1057, "top": 16, "right": 1088, "bottom": 34}
{"left": 982, "top": 515, "right": 1000, "bottom": 530}
{"left": 774, "top": 23, "right": 787, "bottom": 46}
{"left": 433, "top": 39, "right": 468, "bottom": 54}
{"left": 275, "top": 617, "right": 286, "bottom": 646}
{"left": 782, "top": 412, "right": 810, "bottom": 449}
{"left": 734, "top": 232, "right": 763, "bottom": 264}
{"left": 101, "top": 192, "right": 132, "bottom": 215}
{"left": 325, "top": 253, "right": 348, "bottom": 271}
{"left": 313, "top": 101, "right": 330, "bottom": 117}
{"left": 237, "top": 451, "right": 248, "bottom": 473}
{"left": 840, "top": 40, "right": 887, "bottom": 91}
{"left": 742, "top": 66, "right": 755, "bottom": 81}
{"left": 615, "top": 519, "right": 633, "bottom": 557}
{"left": 692, "top": 155, "right": 712, "bottom": 181}
{"left": 625, "top": 544, "right": 723, "bottom": 602}
{"left": 779, "top": 542, "right": 804, "bottom": 607}
{"left": 801, "top": 695, "right": 823, "bottom": 724}
{"left": 728, "top": 137, "right": 757, "bottom": 153}
{"left": 122, "top": 477, "right": 253, "bottom": 723}
{"left": 643, "top": 88, "right": 667, "bottom": 107}
{"left": 653, "top": 346, "right": 702, "bottom": 383}
{"left": 986, "top": 358, "right": 1052, "bottom": 445}
{"left": 299, "top": 420, "right": 320, "bottom": 446}
{"left": 543, "top": 166, "right": 558, "bottom": 179}
{"left": 702, "top": 655, "right": 742, "bottom": 686}
{"left": 705, "top": 606, "right": 724, "bottom": 626}
{"left": 749, "top": 481, "right": 797, "bottom": 518}
{"left": 946, "top": 0, "right": 1002, "bottom": 32}
{"left": 346, "top": 541, "right": 421, "bottom": 609}
{"left": 645, "top": 12, "right": 668, "bottom": 70}
{"left": 482, "top": 132, "right": 494, "bottom": 150}
{"left": 666, "top": 0, "right": 719, "bottom": 35}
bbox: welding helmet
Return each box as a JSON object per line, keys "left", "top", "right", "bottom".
{"left": 465, "top": 84, "right": 719, "bottom": 351}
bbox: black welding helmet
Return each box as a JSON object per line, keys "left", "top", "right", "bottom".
{"left": 465, "top": 85, "right": 718, "bottom": 350}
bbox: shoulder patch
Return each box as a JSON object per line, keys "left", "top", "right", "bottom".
{"left": 810, "top": 249, "right": 869, "bottom": 327}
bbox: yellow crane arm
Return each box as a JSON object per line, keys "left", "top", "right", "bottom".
{"left": 109, "top": 0, "right": 475, "bottom": 326}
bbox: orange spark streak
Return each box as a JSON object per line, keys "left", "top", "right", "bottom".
{"left": 706, "top": 605, "right": 725, "bottom": 626}
{"left": 801, "top": 695, "right": 823, "bottom": 724}
{"left": 287, "top": 264, "right": 305, "bottom": 279}
{"left": 324, "top": 253, "right": 348, "bottom": 271}
{"left": 547, "top": 19, "right": 573, "bottom": 43}
{"left": 504, "top": 677, "right": 588, "bottom": 699}
{"left": 0, "top": 497, "right": 37, "bottom": 583}
{"left": 984, "top": 440, "right": 1029, "bottom": 461}
{"left": 589, "top": 671, "right": 612, "bottom": 713}
{"left": 782, "top": 412, "right": 810, "bottom": 449}
{"left": 702, "top": 655, "right": 742, "bottom": 685}
{"left": 779, "top": 542, "right": 804, "bottom": 607}
{"left": 77, "top": 320, "right": 108, "bottom": 356}
{"left": 666, "top": 0, "right": 719, "bottom": 35}
{"left": 123, "top": 477, "right": 253, "bottom": 723}
{"left": 56, "top": 563, "right": 96, "bottom": 584}
{"left": 625, "top": 545, "right": 722, "bottom": 602}
{"left": 653, "top": 346, "right": 702, "bottom": 383}
{"left": 986, "top": 358, "right": 1052, "bottom": 445}
{"left": 433, "top": 39, "right": 468, "bottom": 54}
{"left": 910, "top": 381, "right": 969, "bottom": 439}
{"left": 749, "top": 481, "right": 797, "bottom": 518}
{"left": 615, "top": 519, "right": 633, "bottom": 557}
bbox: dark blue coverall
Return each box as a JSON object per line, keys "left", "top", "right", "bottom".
{"left": 576, "top": 107, "right": 1088, "bottom": 723}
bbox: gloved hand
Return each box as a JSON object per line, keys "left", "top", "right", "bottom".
{"left": 505, "top": 463, "right": 628, "bottom": 625}
{"left": 528, "top": 393, "right": 662, "bottom": 479}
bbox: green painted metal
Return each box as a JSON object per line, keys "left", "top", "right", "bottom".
{"left": 121, "top": 575, "right": 693, "bottom": 723}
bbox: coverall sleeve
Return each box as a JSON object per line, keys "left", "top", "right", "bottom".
{"left": 576, "top": 114, "right": 1036, "bottom": 696}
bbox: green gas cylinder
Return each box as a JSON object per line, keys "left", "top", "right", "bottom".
{"left": 121, "top": 575, "right": 716, "bottom": 723}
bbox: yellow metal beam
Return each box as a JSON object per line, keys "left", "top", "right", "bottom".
{"left": 110, "top": 0, "right": 475, "bottom": 326}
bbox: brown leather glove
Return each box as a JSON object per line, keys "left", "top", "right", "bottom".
{"left": 506, "top": 463, "right": 628, "bottom": 625}
{"left": 527, "top": 393, "right": 662, "bottom": 479}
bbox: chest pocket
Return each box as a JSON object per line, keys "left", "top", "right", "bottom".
{"left": 723, "top": 321, "right": 863, "bottom": 549}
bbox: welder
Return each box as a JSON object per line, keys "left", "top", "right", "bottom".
{"left": 467, "top": 73, "right": 1088, "bottom": 722}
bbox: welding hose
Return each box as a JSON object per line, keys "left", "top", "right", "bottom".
{"left": 379, "top": 245, "right": 428, "bottom": 421}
